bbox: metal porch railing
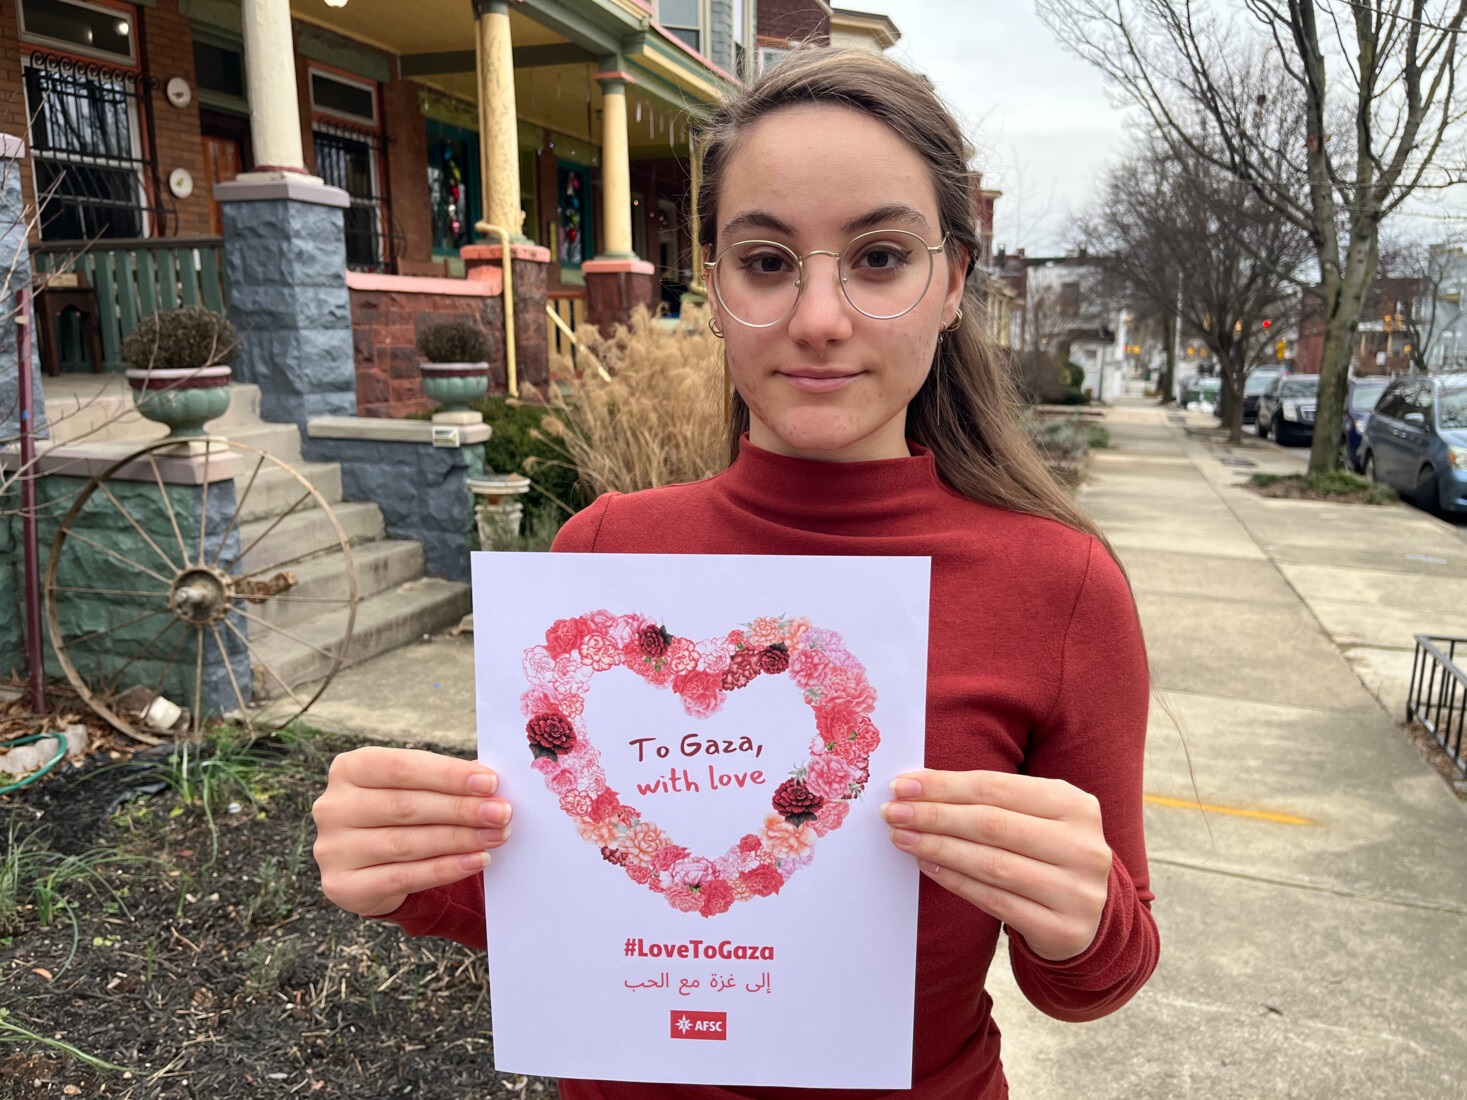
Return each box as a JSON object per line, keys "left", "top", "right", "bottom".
{"left": 1407, "top": 634, "right": 1467, "bottom": 777}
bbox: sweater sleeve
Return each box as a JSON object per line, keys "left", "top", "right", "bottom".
{"left": 1006, "top": 539, "right": 1159, "bottom": 1022}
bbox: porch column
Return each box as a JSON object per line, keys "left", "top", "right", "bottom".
{"left": 594, "top": 72, "right": 635, "bottom": 259}
{"left": 238, "top": 0, "right": 318, "bottom": 181}
{"left": 582, "top": 71, "right": 656, "bottom": 335}
{"left": 473, "top": 0, "right": 525, "bottom": 240}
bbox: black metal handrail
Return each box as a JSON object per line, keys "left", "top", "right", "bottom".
{"left": 1407, "top": 635, "right": 1466, "bottom": 778}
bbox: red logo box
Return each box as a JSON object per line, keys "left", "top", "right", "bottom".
{"left": 669, "top": 1010, "right": 727, "bottom": 1041}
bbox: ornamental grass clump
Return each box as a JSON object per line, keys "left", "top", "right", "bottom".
{"left": 120, "top": 306, "right": 238, "bottom": 371}
{"left": 415, "top": 318, "right": 492, "bottom": 363}
{"left": 529, "top": 304, "right": 726, "bottom": 499}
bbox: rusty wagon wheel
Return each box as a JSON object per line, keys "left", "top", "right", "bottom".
{"left": 44, "top": 436, "right": 358, "bottom": 743}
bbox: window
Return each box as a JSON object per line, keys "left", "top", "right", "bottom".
{"left": 426, "top": 121, "right": 480, "bottom": 257}
{"left": 310, "top": 70, "right": 378, "bottom": 127}
{"left": 660, "top": 0, "right": 701, "bottom": 52}
{"left": 194, "top": 40, "right": 246, "bottom": 104}
{"left": 22, "top": 50, "right": 149, "bottom": 241}
{"left": 19, "top": 0, "right": 134, "bottom": 64}
{"left": 557, "top": 162, "right": 592, "bottom": 269}
{"left": 310, "top": 67, "right": 392, "bottom": 271}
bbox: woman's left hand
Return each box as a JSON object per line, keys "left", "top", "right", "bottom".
{"left": 880, "top": 769, "right": 1113, "bottom": 962}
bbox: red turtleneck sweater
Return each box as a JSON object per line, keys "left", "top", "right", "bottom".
{"left": 383, "top": 440, "right": 1158, "bottom": 1099}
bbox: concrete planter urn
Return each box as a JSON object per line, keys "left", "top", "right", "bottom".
{"left": 126, "top": 365, "right": 233, "bottom": 438}
{"left": 121, "top": 306, "right": 239, "bottom": 439}
{"left": 416, "top": 318, "right": 494, "bottom": 415}
{"left": 419, "top": 361, "right": 491, "bottom": 412}
{"left": 468, "top": 473, "right": 532, "bottom": 548}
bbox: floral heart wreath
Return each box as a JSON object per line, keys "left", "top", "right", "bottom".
{"left": 520, "top": 612, "right": 881, "bottom": 918}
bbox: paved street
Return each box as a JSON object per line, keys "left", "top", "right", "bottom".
{"left": 306, "top": 394, "right": 1467, "bottom": 1098}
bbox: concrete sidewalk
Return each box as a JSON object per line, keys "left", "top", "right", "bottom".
{"left": 303, "top": 396, "right": 1467, "bottom": 1097}
{"left": 987, "top": 397, "right": 1467, "bottom": 1098}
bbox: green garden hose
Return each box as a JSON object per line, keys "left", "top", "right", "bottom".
{"left": 0, "top": 732, "right": 70, "bottom": 795}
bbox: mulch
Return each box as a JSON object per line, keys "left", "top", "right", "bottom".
{"left": 0, "top": 721, "right": 560, "bottom": 1100}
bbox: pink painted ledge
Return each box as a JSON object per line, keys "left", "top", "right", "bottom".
{"left": 346, "top": 270, "right": 502, "bottom": 297}
{"left": 581, "top": 258, "right": 656, "bottom": 276}
{"left": 461, "top": 243, "right": 553, "bottom": 264}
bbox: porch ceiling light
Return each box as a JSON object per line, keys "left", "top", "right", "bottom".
{"left": 323, "top": 0, "right": 348, "bottom": 7}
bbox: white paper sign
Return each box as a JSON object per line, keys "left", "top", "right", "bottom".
{"left": 473, "top": 553, "right": 930, "bottom": 1088}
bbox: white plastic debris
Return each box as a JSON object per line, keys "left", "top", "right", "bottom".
{"left": 0, "top": 724, "right": 89, "bottom": 778}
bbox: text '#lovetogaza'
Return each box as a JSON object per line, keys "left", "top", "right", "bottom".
{"left": 624, "top": 937, "right": 776, "bottom": 961}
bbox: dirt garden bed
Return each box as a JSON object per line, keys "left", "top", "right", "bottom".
{"left": 1246, "top": 471, "right": 1399, "bottom": 505}
{"left": 0, "top": 719, "right": 559, "bottom": 1100}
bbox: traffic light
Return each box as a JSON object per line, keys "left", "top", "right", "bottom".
{"left": 1275, "top": 340, "right": 1287, "bottom": 360}
{"left": 1261, "top": 319, "right": 1272, "bottom": 330}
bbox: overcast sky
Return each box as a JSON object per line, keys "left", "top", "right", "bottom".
{"left": 887, "top": 2, "right": 1133, "bottom": 256}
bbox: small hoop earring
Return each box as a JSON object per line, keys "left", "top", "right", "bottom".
{"left": 943, "top": 308, "right": 963, "bottom": 333}
{"left": 708, "top": 317, "right": 724, "bottom": 339}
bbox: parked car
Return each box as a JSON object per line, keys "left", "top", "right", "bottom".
{"left": 1338, "top": 376, "right": 1391, "bottom": 472}
{"left": 1359, "top": 371, "right": 1467, "bottom": 515}
{"left": 1242, "top": 367, "right": 1286, "bottom": 423}
{"left": 1255, "top": 374, "right": 1319, "bottom": 444}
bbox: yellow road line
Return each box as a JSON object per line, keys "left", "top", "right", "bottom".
{"left": 1144, "top": 793, "right": 1314, "bottom": 826}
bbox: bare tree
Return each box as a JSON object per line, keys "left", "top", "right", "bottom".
{"left": 1079, "top": 131, "right": 1312, "bottom": 441}
{"left": 1039, "top": 0, "right": 1467, "bottom": 473}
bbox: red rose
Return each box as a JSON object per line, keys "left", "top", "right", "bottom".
{"left": 526, "top": 713, "right": 575, "bottom": 753}
{"left": 699, "top": 879, "right": 735, "bottom": 917}
{"left": 637, "top": 624, "right": 671, "bottom": 657}
{"left": 544, "top": 617, "right": 586, "bottom": 659}
{"left": 739, "top": 865, "right": 784, "bottom": 898}
{"left": 771, "top": 778, "right": 824, "bottom": 819}
{"left": 757, "top": 643, "right": 790, "bottom": 674}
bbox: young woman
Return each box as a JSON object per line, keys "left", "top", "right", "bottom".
{"left": 312, "top": 48, "right": 1158, "bottom": 1099}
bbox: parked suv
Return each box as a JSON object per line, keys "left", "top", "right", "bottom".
{"left": 1339, "top": 376, "right": 1391, "bottom": 472}
{"left": 1242, "top": 367, "right": 1286, "bottom": 423}
{"left": 1359, "top": 372, "right": 1467, "bottom": 514}
{"left": 1255, "top": 374, "right": 1319, "bottom": 445}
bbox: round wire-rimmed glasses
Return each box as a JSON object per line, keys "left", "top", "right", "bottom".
{"left": 705, "top": 229, "right": 950, "bottom": 329}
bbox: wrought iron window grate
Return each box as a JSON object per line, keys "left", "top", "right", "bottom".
{"left": 23, "top": 49, "right": 165, "bottom": 242}
{"left": 1407, "top": 634, "right": 1466, "bottom": 778}
{"left": 313, "top": 121, "right": 401, "bottom": 275}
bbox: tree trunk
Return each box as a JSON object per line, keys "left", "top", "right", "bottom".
{"left": 1159, "top": 312, "right": 1176, "bottom": 404}
{"left": 1307, "top": 232, "right": 1378, "bottom": 476}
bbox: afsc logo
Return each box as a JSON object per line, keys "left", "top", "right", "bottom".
{"left": 669, "top": 1010, "right": 728, "bottom": 1041}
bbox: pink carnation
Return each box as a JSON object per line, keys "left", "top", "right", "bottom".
{"left": 673, "top": 670, "right": 725, "bottom": 719}
{"left": 544, "top": 617, "right": 587, "bottom": 658}
{"left": 666, "top": 637, "right": 699, "bottom": 674}
{"left": 804, "top": 753, "right": 858, "bottom": 800}
{"left": 666, "top": 855, "right": 717, "bottom": 885}
{"left": 624, "top": 822, "right": 668, "bottom": 865}
{"left": 651, "top": 844, "right": 693, "bottom": 873}
{"left": 812, "top": 799, "right": 850, "bottom": 836}
{"left": 559, "top": 790, "right": 593, "bottom": 816}
{"left": 698, "top": 879, "right": 735, "bottom": 917}
{"left": 580, "top": 632, "right": 620, "bottom": 672}
{"left": 665, "top": 884, "right": 703, "bottom": 913}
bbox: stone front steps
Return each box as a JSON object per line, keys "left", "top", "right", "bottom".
{"left": 38, "top": 377, "right": 472, "bottom": 707}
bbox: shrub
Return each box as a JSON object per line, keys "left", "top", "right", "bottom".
{"left": 120, "top": 306, "right": 237, "bottom": 371}
{"left": 416, "top": 318, "right": 492, "bottom": 363}
{"left": 1010, "top": 350, "right": 1073, "bottom": 405}
{"left": 534, "top": 304, "right": 726, "bottom": 498}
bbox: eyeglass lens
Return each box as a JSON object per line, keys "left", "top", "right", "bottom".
{"left": 711, "top": 230, "right": 937, "bottom": 327}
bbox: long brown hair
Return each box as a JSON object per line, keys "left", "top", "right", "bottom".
{"left": 697, "top": 48, "right": 1116, "bottom": 555}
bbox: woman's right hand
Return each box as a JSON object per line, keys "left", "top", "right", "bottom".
{"left": 312, "top": 746, "right": 513, "bottom": 918}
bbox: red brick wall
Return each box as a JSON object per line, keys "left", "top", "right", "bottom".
{"left": 351, "top": 284, "right": 508, "bottom": 417}
{"left": 142, "top": 0, "right": 211, "bottom": 238}
{"left": 756, "top": 1, "right": 831, "bottom": 45}
{"left": 381, "top": 75, "right": 434, "bottom": 275}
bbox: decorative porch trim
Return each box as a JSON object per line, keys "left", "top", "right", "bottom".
{"left": 215, "top": 178, "right": 351, "bottom": 208}
{"left": 346, "top": 271, "right": 503, "bottom": 297}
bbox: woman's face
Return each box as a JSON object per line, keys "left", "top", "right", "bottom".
{"left": 708, "top": 104, "right": 965, "bottom": 463}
